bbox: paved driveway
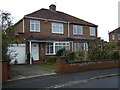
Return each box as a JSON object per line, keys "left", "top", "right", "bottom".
{"left": 9, "top": 65, "right": 55, "bottom": 81}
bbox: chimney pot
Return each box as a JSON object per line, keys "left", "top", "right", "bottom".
{"left": 49, "top": 4, "right": 56, "bottom": 11}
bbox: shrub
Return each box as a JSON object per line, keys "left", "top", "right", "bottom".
{"left": 67, "top": 52, "right": 75, "bottom": 61}
{"left": 56, "top": 48, "right": 66, "bottom": 56}
{"left": 111, "top": 51, "right": 120, "bottom": 60}
{"left": 47, "top": 56, "right": 57, "bottom": 63}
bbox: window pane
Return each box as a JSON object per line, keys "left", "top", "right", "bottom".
{"left": 30, "top": 20, "right": 34, "bottom": 23}
{"left": 35, "top": 24, "right": 39, "bottom": 31}
{"left": 118, "top": 33, "right": 120, "bottom": 40}
{"left": 47, "top": 45, "right": 49, "bottom": 53}
{"left": 31, "top": 24, "right": 34, "bottom": 30}
{"left": 90, "top": 27, "right": 95, "bottom": 36}
{"left": 50, "top": 46, "right": 53, "bottom": 53}
{"left": 55, "top": 46, "right": 59, "bottom": 53}
{"left": 30, "top": 20, "right": 40, "bottom": 32}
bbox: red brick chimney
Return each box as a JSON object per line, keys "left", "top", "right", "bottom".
{"left": 49, "top": 4, "right": 56, "bottom": 11}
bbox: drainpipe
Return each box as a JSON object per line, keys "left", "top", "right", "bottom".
{"left": 72, "top": 42, "right": 74, "bottom": 51}
{"left": 23, "top": 18, "right": 25, "bottom": 33}
{"left": 29, "top": 41, "right": 32, "bottom": 64}
{"left": 68, "top": 22, "right": 70, "bottom": 37}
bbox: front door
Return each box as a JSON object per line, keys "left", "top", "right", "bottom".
{"left": 31, "top": 43, "right": 39, "bottom": 61}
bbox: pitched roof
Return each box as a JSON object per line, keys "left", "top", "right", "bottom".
{"left": 109, "top": 27, "right": 120, "bottom": 34}
{"left": 25, "top": 8, "right": 98, "bottom": 27}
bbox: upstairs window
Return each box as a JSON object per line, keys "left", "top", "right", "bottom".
{"left": 73, "top": 25, "right": 83, "bottom": 35}
{"left": 52, "top": 23, "right": 64, "bottom": 34}
{"left": 118, "top": 33, "right": 120, "bottom": 40}
{"left": 30, "top": 20, "right": 40, "bottom": 32}
{"left": 90, "top": 27, "right": 96, "bottom": 36}
{"left": 112, "top": 34, "right": 115, "bottom": 40}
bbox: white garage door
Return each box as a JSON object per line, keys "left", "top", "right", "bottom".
{"left": 8, "top": 44, "right": 26, "bottom": 64}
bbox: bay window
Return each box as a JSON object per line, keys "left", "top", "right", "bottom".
{"left": 46, "top": 42, "right": 69, "bottom": 55}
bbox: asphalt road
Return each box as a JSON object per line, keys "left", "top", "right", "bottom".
{"left": 2, "top": 68, "right": 119, "bottom": 89}
{"left": 63, "top": 76, "right": 119, "bottom": 88}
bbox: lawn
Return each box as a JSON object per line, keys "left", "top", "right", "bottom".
{"left": 39, "top": 63, "right": 56, "bottom": 70}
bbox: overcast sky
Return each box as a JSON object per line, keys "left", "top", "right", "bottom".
{"left": 0, "top": 0, "right": 119, "bottom": 41}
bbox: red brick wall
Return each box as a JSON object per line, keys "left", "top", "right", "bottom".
{"left": 69, "top": 24, "right": 97, "bottom": 39}
{"left": 0, "top": 62, "right": 8, "bottom": 82}
{"left": 109, "top": 33, "right": 120, "bottom": 50}
{"left": 14, "top": 18, "right": 98, "bottom": 43}
{"left": 56, "top": 58, "right": 120, "bottom": 74}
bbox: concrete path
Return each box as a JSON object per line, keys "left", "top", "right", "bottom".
{"left": 8, "top": 65, "right": 55, "bottom": 81}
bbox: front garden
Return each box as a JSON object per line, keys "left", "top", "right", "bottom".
{"left": 45, "top": 42, "right": 120, "bottom": 64}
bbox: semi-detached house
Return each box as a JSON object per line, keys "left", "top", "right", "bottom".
{"left": 13, "top": 4, "right": 100, "bottom": 64}
{"left": 109, "top": 27, "right": 120, "bottom": 50}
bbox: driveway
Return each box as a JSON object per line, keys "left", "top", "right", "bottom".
{"left": 8, "top": 65, "right": 55, "bottom": 81}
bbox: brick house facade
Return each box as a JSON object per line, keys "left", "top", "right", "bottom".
{"left": 13, "top": 4, "right": 102, "bottom": 64}
{"left": 109, "top": 27, "right": 120, "bottom": 50}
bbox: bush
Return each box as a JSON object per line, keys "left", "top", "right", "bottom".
{"left": 67, "top": 52, "right": 76, "bottom": 61}
{"left": 56, "top": 48, "right": 66, "bottom": 56}
{"left": 47, "top": 56, "right": 57, "bottom": 63}
{"left": 111, "top": 51, "right": 120, "bottom": 60}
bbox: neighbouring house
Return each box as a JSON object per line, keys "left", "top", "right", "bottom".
{"left": 12, "top": 4, "right": 104, "bottom": 64}
{"left": 109, "top": 27, "right": 120, "bottom": 50}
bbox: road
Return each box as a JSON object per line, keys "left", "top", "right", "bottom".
{"left": 2, "top": 68, "right": 119, "bottom": 89}
{"left": 63, "top": 76, "right": 119, "bottom": 88}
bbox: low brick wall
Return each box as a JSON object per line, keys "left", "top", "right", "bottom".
{"left": 0, "top": 62, "right": 8, "bottom": 82}
{"left": 56, "top": 58, "right": 120, "bottom": 74}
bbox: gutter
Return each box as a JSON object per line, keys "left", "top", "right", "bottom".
{"left": 24, "top": 16, "right": 69, "bottom": 24}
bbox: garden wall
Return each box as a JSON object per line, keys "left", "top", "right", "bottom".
{"left": 56, "top": 58, "right": 120, "bottom": 74}
{"left": 0, "top": 62, "right": 8, "bottom": 82}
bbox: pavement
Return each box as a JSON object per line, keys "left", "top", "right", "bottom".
{"left": 3, "top": 68, "right": 119, "bottom": 88}
{"left": 8, "top": 65, "right": 55, "bottom": 81}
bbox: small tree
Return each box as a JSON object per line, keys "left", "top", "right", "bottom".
{"left": 1, "top": 10, "right": 14, "bottom": 62}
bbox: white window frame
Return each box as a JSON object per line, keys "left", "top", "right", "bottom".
{"left": 73, "top": 25, "right": 83, "bottom": 35}
{"left": 74, "top": 42, "right": 88, "bottom": 51}
{"left": 52, "top": 23, "right": 64, "bottom": 34}
{"left": 112, "top": 34, "right": 115, "bottom": 40}
{"left": 46, "top": 42, "right": 70, "bottom": 55}
{"left": 30, "top": 20, "right": 40, "bottom": 32}
{"left": 90, "top": 27, "right": 96, "bottom": 36}
{"left": 118, "top": 33, "right": 120, "bottom": 40}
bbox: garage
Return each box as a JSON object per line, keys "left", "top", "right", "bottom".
{"left": 8, "top": 44, "right": 26, "bottom": 64}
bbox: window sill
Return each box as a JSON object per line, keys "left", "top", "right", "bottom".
{"left": 46, "top": 54, "right": 56, "bottom": 55}
{"left": 52, "top": 33, "right": 64, "bottom": 35}
{"left": 30, "top": 31, "right": 40, "bottom": 33}
{"left": 73, "top": 34, "right": 83, "bottom": 36}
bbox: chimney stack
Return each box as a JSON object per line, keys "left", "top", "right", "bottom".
{"left": 49, "top": 4, "right": 56, "bottom": 11}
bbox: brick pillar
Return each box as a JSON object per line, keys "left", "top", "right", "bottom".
{"left": 56, "top": 57, "right": 66, "bottom": 74}
{"left": 0, "top": 62, "right": 8, "bottom": 82}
